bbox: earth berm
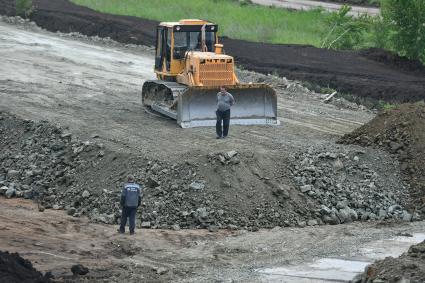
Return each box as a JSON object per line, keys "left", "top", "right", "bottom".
{"left": 1, "top": 0, "right": 424, "bottom": 103}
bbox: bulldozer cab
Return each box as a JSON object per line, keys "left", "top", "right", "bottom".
{"left": 154, "top": 20, "right": 218, "bottom": 78}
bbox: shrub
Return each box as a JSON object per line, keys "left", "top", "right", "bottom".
{"left": 381, "top": 0, "right": 425, "bottom": 63}
{"left": 16, "top": 0, "right": 33, "bottom": 18}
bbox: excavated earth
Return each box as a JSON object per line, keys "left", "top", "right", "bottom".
{"left": 355, "top": 240, "right": 425, "bottom": 283}
{"left": 1, "top": 0, "right": 424, "bottom": 103}
{"left": 0, "top": 17, "right": 418, "bottom": 230}
{"left": 0, "top": 251, "right": 52, "bottom": 283}
{"left": 340, "top": 103, "right": 425, "bottom": 215}
{"left": 0, "top": 5, "right": 425, "bottom": 283}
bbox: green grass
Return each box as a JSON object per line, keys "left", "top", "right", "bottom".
{"left": 70, "top": 0, "right": 331, "bottom": 46}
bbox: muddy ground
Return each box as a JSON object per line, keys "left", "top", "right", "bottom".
{"left": 1, "top": 18, "right": 414, "bottom": 230}
{"left": 1, "top": 0, "right": 424, "bottom": 103}
{"left": 0, "top": 8, "right": 424, "bottom": 283}
{"left": 1, "top": 198, "right": 425, "bottom": 282}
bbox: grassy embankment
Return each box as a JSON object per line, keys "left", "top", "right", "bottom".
{"left": 71, "top": 0, "right": 334, "bottom": 47}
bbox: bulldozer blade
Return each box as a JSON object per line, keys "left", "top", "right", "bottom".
{"left": 177, "top": 84, "right": 279, "bottom": 128}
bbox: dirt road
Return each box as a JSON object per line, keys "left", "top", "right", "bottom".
{"left": 251, "top": 0, "right": 380, "bottom": 16}
{"left": 0, "top": 20, "right": 372, "bottom": 161}
{"left": 1, "top": 198, "right": 424, "bottom": 282}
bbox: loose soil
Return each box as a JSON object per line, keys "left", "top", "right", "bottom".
{"left": 1, "top": 19, "right": 415, "bottom": 231}
{"left": 0, "top": 4, "right": 424, "bottom": 282}
{"left": 356, "top": 240, "right": 425, "bottom": 283}
{"left": 1, "top": 198, "right": 425, "bottom": 282}
{"left": 1, "top": 0, "right": 424, "bottom": 103}
{"left": 339, "top": 103, "right": 425, "bottom": 213}
{"left": 0, "top": 251, "right": 52, "bottom": 283}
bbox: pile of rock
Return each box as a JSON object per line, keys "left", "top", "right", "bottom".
{"left": 339, "top": 103, "right": 425, "bottom": 213}
{"left": 2, "top": 112, "right": 417, "bottom": 230}
{"left": 290, "top": 146, "right": 417, "bottom": 225}
{"left": 0, "top": 112, "right": 102, "bottom": 208}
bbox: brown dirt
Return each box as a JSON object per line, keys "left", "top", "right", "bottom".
{"left": 339, "top": 103, "right": 425, "bottom": 212}
{"left": 1, "top": 198, "right": 424, "bottom": 282}
{"left": 357, "top": 240, "right": 425, "bottom": 283}
{"left": 1, "top": 0, "right": 424, "bottom": 103}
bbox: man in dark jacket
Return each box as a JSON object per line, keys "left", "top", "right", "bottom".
{"left": 216, "top": 86, "right": 235, "bottom": 139}
{"left": 118, "top": 175, "right": 142, "bottom": 235}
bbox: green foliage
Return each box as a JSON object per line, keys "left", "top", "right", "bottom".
{"left": 322, "top": 5, "right": 373, "bottom": 49}
{"left": 70, "top": 0, "right": 330, "bottom": 46}
{"left": 381, "top": 0, "right": 425, "bottom": 62}
{"left": 381, "top": 102, "right": 397, "bottom": 110}
{"left": 16, "top": 0, "right": 33, "bottom": 18}
{"left": 69, "top": 0, "right": 424, "bottom": 65}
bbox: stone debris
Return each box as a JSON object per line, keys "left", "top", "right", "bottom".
{"left": 0, "top": 112, "right": 419, "bottom": 231}
{"left": 71, "top": 264, "right": 89, "bottom": 276}
{"left": 291, "top": 145, "right": 412, "bottom": 224}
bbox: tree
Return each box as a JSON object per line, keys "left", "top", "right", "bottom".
{"left": 381, "top": 0, "right": 425, "bottom": 62}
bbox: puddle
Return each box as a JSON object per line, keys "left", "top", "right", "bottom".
{"left": 258, "top": 233, "right": 425, "bottom": 282}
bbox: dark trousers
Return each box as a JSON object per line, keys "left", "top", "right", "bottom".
{"left": 119, "top": 207, "right": 137, "bottom": 233}
{"left": 216, "top": 109, "right": 230, "bottom": 137}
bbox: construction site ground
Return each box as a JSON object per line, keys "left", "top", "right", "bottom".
{"left": 2, "top": 0, "right": 425, "bottom": 103}
{"left": 0, "top": 20, "right": 372, "bottom": 160}
{"left": 2, "top": 198, "right": 425, "bottom": 282}
{"left": 0, "top": 11, "right": 425, "bottom": 283}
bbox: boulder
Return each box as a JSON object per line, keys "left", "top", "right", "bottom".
{"left": 402, "top": 211, "right": 412, "bottom": 222}
{"left": 333, "top": 159, "right": 344, "bottom": 171}
{"left": 146, "top": 176, "right": 160, "bottom": 188}
{"left": 141, "top": 221, "right": 151, "bottom": 228}
{"left": 7, "top": 170, "right": 19, "bottom": 179}
{"left": 71, "top": 264, "right": 89, "bottom": 276}
{"left": 189, "top": 181, "right": 205, "bottom": 191}
{"left": 0, "top": 186, "right": 8, "bottom": 195}
{"left": 224, "top": 150, "right": 238, "bottom": 160}
{"left": 5, "top": 187, "right": 16, "bottom": 198}
{"left": 300, "top": 185, "right": 312, "bottom": 193}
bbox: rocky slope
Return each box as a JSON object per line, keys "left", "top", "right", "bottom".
{"left": 0, "top": 111, "right": 414, "bottom": 230}
{"left": 339, "top": 103, "right": 425, "bottom": 215}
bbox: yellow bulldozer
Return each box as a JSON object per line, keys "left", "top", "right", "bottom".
{"left": 142, "top": 19, "right": 279, "bottom": 128}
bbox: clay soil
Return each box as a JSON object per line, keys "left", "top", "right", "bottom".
{"left": 1, "top": 0, "right": 424, "bottom": 103}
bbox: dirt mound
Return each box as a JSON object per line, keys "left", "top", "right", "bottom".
{"left": 1, "top": 110, "right": 411, "bottom": 229}
{"left": 0, "top": 111, "right": 317, "bottom": 229}
{"left": 0, "top": 251, "right": 52, "bottom": 283}
{"left": 360, "top": 48, "right": 425, "bottom": 75}
{"left": 355, "top": 240, "right": 425, "bottom": 283}
{"left": 339, "top": 103, "right": 425, "bottom": 212}
{"left": 1, "top": 0, "right": 424, "bottom": 103}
